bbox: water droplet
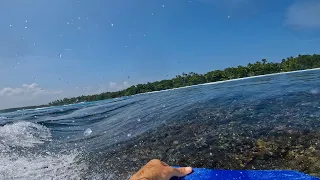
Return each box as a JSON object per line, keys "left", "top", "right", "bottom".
{"left": 137, "top": 118, "right": 141, "bottom": 122}
{"left": 228, "top": 15, "right": 231, "bottom": 18}
{"left": 24, "top": 26, "right": 27, "bottom": 29}
{"left": 84, "top": 128, "right": 92, "bottom": 136}
{"left": 33, "top": 43, "right": 36, "bottom": 46}
{"left": 67, "top": 22, "right": 70, "bottom": 25}
{"left": 151, "top": 13, "right": 154, "bottom": 15}
{"left": 58, "top": 54, "right": 62, "bottom": 58}
{"left": 78, "top": 17, "right": 81, "bottom": 20}
{"left": 127, "top": 133, "right": 132, "bottom": 137}
{"left": 162, "top": 5, "right": 165, "bottom": 7}
{"left": 25, "top": 20, "right": 28, "bottom": 23}
{"left": 9, "top": 24, "right": 12, "bottom": 27}
{"left": 111, "top": 23, "right": 114, "bottom": 27}
{"left": 210, "top": 152, "right": 213, "bottom": 156}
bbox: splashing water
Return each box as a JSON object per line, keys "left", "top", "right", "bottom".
{"left": 1, "top": 70, "right": 320, "bottom": 178}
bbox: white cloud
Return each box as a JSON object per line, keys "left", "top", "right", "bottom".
{"left": 108, "top": 81, "right": 130, "bottom": 91}
{"left": 0, "top": 84, "right": 61, "bottom": 109}
{"left": 123, "top": 81, "right": 129, "bottom": 86}
{"left": 73, "top": 82, "right": 131, "bottom": 96}
{"left": 0, "top": 82, "right": 131, "bottom": 109}
{"left": 0, "top": 83, "right": 59, "bottom": 97}
{"left": 285, "top": 0, "right": 320, "bottom": 29}
{"left": 109, "top": 82, "right": 117, "bottom": 87}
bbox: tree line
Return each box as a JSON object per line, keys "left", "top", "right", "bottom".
{"left": 46, "top": 54, "right": 318, "bottom": 106}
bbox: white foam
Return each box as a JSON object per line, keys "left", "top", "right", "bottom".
{"left": 0, "top": 121, "right": 52, "bottom": 149}
{"left": 0, "top": 150, "right": 86, "bottom": 180}
{"left": 0, "top": 121, "right": 112, "bottom": 179}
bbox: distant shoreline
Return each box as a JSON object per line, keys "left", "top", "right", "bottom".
{"left": 1, "top": 54, "right": 320, "bottom": 113}
{"left": 2, "top": 68, "right": 320, "bottom": 114}
{"left": 138, "top": 67, "right": 320, "bottom": 96}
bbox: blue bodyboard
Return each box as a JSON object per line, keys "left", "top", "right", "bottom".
{"left": 171, "top": 168, "right": 319, "bottom": 180}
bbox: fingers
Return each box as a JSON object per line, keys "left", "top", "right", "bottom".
{"left": 170, "top": 167, "right": 193, "bottom": 177}
{"left": 147, "top": 159, "right": 192, "bottom": 178}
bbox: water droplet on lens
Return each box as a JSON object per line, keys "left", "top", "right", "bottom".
{"left": 127, "top": 133, "right": 131, "bottom": 137}
{"left": 84, "top": 128, "right": 92, "bottom": 136}
{"left": 137, "top": 118, "right": 141, "bottom": 122}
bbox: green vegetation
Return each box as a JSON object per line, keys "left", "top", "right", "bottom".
{"left": 49, "top": 54, "right": 320, "bottom": 106}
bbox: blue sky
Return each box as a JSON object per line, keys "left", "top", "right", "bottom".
{"left": 0, "top": 0, "right": 320, "bottom": 109}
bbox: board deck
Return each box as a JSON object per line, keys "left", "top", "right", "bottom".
{"left": 170, "top": 169, "right": 320, "bottom": 180}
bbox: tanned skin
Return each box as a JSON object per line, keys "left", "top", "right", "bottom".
{"left": 130, "top": 159, "right": 192, "bottom": 180}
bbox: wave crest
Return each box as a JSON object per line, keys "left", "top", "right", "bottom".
{"left": 0, "top": 121, "right": 51, "bottom": 149}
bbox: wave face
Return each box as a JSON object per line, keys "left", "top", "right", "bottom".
{"left": 1, "top": 70, "right": 320, "bottom": 179}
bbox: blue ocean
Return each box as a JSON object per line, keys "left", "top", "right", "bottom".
{"left": 1, "top": 69, "right": 320, "bottom": 179}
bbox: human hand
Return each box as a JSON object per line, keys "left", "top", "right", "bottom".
{"left": 130, "top": 159, "right": 192, "bottom": 180}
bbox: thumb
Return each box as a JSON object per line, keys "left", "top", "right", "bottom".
{"left": 171, "top": 167, "right": 193, "bottom": 177}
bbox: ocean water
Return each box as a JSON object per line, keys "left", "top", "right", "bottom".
{"left": 1, "top": 70, "right": 320, "bottom": 179}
